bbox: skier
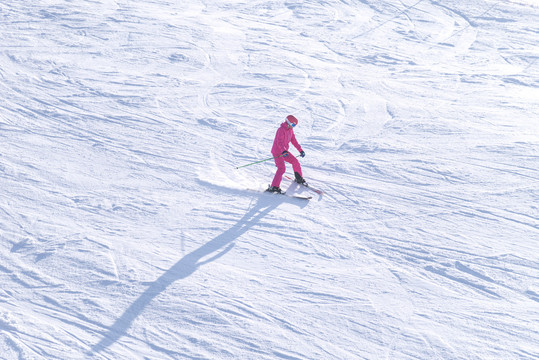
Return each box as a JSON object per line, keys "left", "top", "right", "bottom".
{"left": 266, "top": 115, "right": 307, "bottom": 193}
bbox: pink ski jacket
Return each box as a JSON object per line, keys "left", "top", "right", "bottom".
{"left": 271, "top": 122, "right": 303, "bottom": 156}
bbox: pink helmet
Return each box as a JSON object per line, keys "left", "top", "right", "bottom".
{"left": 286, "top": 115, "right": 298, "bottom": 127}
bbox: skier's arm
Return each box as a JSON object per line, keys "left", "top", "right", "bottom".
{"left": 276, "top": 128, "right": 287, "bottom": 153}
{"left": 291, "top": 133, "right": 303, "bottom": 153}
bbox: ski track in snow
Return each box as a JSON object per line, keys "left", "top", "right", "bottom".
{"left": 1, "top": 0, "right": 538, "bottom": 359}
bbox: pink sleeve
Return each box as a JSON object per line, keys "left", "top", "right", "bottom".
{"left": 275, "top": 128, "right": 286, "bottom": 153}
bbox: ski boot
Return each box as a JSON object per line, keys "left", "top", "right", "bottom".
{"left": 266, "top": 186, "right": 282, "bottom": 194}
{"left": 294, "top": 172, "right": 308, "bottom": 186}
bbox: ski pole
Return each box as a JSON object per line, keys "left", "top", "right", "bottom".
{"left": 235, "top": 155, "right": 283, "bottom": 169}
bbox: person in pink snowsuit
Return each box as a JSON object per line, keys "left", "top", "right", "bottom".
{"left": 267, "top": 115, "right": 307, "bottom": 193}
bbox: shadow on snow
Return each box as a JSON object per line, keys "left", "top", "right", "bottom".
{"left": 90, "top": 193, "right": 307, "bottom": 355}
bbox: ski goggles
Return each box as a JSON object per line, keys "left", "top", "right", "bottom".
{"left": 286, "top": 119, "right": 297, "bottom": 127}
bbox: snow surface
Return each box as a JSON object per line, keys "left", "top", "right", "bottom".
{"left": 1, "top": 0, "right": 538, "bottom": 359}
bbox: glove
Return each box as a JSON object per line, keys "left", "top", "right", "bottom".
{"left": 281, "top": 150, "right": 289, "bottom": 158}
{"left": 300, "top": 150, "right": 305, "bottom": 158}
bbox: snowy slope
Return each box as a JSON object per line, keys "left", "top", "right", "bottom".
{"left": 1, "top": 0, "right": 538, "bottom": 359}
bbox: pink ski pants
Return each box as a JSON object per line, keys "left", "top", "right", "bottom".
{"left": 271, "top": 154, "right": 302, "bottom": 188}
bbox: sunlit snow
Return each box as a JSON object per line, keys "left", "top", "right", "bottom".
{"left": 1, "top": 1, "right": 538, "bottom": 359}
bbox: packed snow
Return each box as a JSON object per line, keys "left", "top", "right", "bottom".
{"left": 1, "top": 0, "right": 538, "bottom": 359}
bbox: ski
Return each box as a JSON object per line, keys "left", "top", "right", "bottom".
{"left": 247, "top": 188, "right": 312, "bottom": 200}
{"left": 272, "top": 192, "right": 312, "bottom": 200}
{"left": 285, "top": 175, "right": 324, "bottom": 195}
{"left": 264, "top": 186, "right": 312, "bottom": 200}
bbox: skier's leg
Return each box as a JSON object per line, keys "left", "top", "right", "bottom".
{"left": 286, "top": 155, "right": 306, "bottom": 184}
{"left": 286, "top": 154, "right": 302, "bottom": 177}
{"left": 271, "top": 156, "right": 286, "bottom": 187}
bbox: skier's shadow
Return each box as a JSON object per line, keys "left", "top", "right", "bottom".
{"left": 90, "top": 194, "right": 306, "bottom": 355}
